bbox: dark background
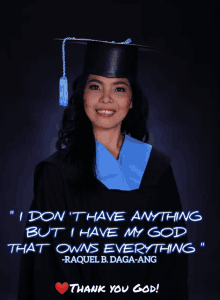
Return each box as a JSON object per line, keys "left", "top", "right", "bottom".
{"left": 1, "top": 1, "right": 219, "bottom": 299}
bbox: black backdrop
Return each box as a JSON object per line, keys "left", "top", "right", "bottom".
{"left": 1, "top": 1, "right": 219, "bottom": 299}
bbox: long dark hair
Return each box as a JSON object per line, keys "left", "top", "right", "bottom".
{"left": 56, "top": 73, "right": 150, "bottom": 194}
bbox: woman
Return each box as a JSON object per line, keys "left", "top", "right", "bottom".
{"left": 18, "top": 38, "right": 188, "bottom": 299}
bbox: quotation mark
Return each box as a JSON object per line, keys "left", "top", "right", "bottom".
{"left": 200, "top": 242, "right": 205, "bottom": 247}
{"left": 9, "top": 211, "right": 23, "bottom": 221}
{"left": 9, "top": 210, "right": 23, "bottom": 222}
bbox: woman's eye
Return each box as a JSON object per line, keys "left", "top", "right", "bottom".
{"left": 88, "top": 85, "right": 125, "bottom": 92}
{"left": 89, "top": 85, "right": 100, "bottom": 90}
{"left": 115, "top": 87, "right": 125, "bottom": 92}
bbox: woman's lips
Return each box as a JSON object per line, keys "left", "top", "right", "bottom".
{"left": 96, "top": 110, "right": 116, "bottom": 117}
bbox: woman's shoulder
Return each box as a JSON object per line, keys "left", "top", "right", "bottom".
{"left": 35, "top": 150, "right": 64, "bottom": 172}
{"left": 141, "top": 146, "right": 172, "bottom": 187}
{"left": 33, "top": 151, "right": 65, "bottom": 194}
{"left": 124, "top": 135, "right": 172, "bottom": 185}
{"left": 126, "top": 135, "right": 170, "bottom": 165}
{"left": 149, "top": 146, "right": 172, "bottom": 167}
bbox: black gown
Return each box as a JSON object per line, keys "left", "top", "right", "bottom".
{"left": 18, "top": 147, "right": 189, "bottom": 300}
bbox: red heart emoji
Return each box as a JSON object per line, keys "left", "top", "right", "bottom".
{"left": 55, "top": 282, "right": 69, "bottom": 294}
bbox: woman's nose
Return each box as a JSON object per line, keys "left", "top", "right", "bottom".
{"left": 99, "top": 88, "right": 113, "bottom": 103}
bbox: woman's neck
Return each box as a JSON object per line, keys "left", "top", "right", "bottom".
{"left": 93, "top": 128, "right": 124, "bottom": 160}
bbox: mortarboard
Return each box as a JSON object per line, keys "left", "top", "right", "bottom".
{"left": 54, "top": 37, "right": 171, "bottom": 106}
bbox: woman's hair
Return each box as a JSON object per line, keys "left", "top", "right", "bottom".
{"left": 56, "top": 73, "right": 150, "bottom": 194}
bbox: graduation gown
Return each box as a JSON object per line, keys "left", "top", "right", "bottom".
{"left": 18, "top": 146, "right": 188, "bottom": 300}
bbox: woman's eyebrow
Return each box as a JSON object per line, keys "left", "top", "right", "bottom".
{"left": 88, "top": 79, "right": 103, "bottom": 85}
{"left": 88, "top": 79, "right": 129, "bottom": 87}
{"left": 112, "top": 81, "right": 129, "bottom": 87}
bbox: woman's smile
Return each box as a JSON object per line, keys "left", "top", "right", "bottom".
{"left": 96, "top": 108, "right": 116, "bottom": 117}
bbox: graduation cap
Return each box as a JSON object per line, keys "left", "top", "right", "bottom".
{"left": 54, "top": 37, "right": 171, "bottom": 106}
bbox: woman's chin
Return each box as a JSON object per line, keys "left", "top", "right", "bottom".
{"left": 92, "top": 121, "right": 122, "bottom": 131}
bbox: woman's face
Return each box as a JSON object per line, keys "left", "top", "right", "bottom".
{"left": 83, "top": 74, "right": 132, "bottom": 131}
